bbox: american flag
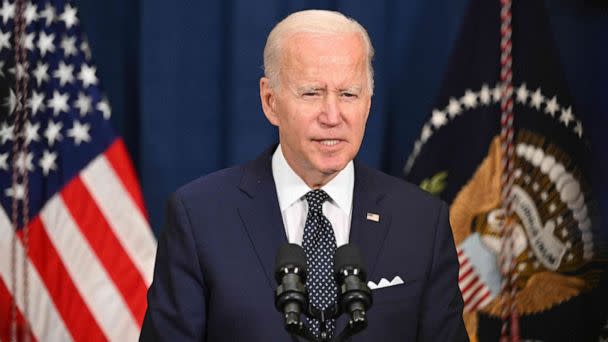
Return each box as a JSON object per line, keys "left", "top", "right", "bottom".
{"left": 457, "top": 247, "right": 496, "bottom": 313}
{"left": 0, "top": 0, "right": 156, "bottom": 340}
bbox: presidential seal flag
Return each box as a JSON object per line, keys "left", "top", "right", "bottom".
{"left": 404, "top": 0, "right": 607, "bottom": 341}
{"left": 0, "top": 0, "right": 156, "bottom": 340}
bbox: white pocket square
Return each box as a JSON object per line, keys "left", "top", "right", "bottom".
{"left": 367, "top": 276, "right": 404, "bottom": 290}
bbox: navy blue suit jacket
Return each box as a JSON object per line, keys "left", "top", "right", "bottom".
{"left": 140, "top": 148, "right": 468, "bottom": 341}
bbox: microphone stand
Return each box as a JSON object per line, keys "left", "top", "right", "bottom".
{"left": 288, "top": 303, "right": 368, "bottom": 342}
{"left": 333, "top": 310, "right": 367, "bottom": 342}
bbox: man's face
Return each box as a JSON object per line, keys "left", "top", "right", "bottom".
{"left": 260, "top": 32, "right": 372, "bottom": 187}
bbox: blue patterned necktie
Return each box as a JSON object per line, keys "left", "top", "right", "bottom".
{"left": 302, "top": 189, "right": 338, "bottom": 339}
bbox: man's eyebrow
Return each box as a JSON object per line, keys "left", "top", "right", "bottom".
{"left": 340, "top": 86, "right": 363, "bottom": 93}
{"left": 295, "top": 85, "right": 325, "bottom": 93}
{"left": 292, "top": 85, "right": 363, "bottom": 94}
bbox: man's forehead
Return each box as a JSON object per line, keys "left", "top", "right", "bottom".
{"left": 276, "top": 31, "right": 369, "bottom": 91}
{"left": 282, "top": 38, "right": 364, "bottom": 71}
{"left": 282, "top": 32, "right": 364, "bottom": 58}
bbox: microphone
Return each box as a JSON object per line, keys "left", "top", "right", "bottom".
{"left": 334, "top": 244, "right": 373, "bottom": 334}
{"left": 274, "top": 243, "right": 309, "bottom": 334}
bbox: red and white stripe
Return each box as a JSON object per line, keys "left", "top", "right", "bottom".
{"left": 457, "top": 249, "right": 494, "bottom": 313}
{"left": 0, "top": 139, "right": 156, "bottom": 341}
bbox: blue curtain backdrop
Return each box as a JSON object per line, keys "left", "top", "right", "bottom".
{"left": 75, "top": 0, "right": 608, "bottom": 235}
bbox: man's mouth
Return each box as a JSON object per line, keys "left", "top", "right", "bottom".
{"left": 318, "top": 139, "right": 340, "bottom": 146}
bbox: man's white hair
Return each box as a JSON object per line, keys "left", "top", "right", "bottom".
{"left": 263, "top": 10, "right": 375, "bottom": 94}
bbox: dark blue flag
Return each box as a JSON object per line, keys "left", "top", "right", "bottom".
{"left": 404, "top": 0, "right": 607, "bottom": 340}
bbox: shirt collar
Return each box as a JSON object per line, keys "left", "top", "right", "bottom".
{"left": 272, "top": 144, "right": 354, "bottom": 214}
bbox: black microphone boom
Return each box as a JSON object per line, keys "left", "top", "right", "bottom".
{"left": 274, "top": 244, "right": 310, "bottom": 335}
{"left": 334, "top": 244, "right": 373, "bottom": 336}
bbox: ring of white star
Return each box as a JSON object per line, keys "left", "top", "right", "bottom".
{"left": 406, "top": 83, "right": 585, "bottom": 172}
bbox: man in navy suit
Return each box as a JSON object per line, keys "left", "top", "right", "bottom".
{"left": 141, "top": 9, "right": 467, "bottom": 341}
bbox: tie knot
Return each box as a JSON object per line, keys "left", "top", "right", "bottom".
{"left": 305, "top": 189, "right": 330, "bottom": 213}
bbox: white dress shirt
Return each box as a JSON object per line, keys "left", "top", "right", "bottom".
{"left": 271, "top": 145, "right": 354, "bottom": 247}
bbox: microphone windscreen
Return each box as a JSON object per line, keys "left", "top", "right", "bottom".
{"left": 275, "top": 243, "right": 307, "bottom": 274}
{"left": 334, "top": 244, "right": 364, "bottom": 274}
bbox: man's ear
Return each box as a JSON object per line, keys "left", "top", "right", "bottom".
{"left": 260, "top": 77, "right": 279, "bottom": 126}
{"left": 365, "top": 95, "right": 372, "bottom": 122}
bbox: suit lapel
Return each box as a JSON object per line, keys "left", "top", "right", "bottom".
{"left": 349, "top": 161, "right": 391, "bottom": 279}
{"left": 237, "top": 147, "right": 287, "bottom": 290}
{"left": 336, "top": 161, "right": 392, "bottom": 334}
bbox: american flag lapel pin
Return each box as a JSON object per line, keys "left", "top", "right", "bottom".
{"left": 366, "top": 213, "right": 380, "bottom": 222}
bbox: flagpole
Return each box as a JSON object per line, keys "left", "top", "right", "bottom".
{"left": 10, "top": 0, "right": 31, "bottom": 340}
{"left": 498, "top": 0, "right": 520, "bottom": 340}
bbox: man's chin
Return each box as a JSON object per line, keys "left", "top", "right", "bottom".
{"left": 319, "top": 152, "right": 355, "bottom": 170}
{"left": 317, "top": 162, "right": 348, "bottom": 176}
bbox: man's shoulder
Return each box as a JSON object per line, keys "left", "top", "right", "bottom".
{"left": 172, "top": 146, "right": 273, "bottom": 204}
{"left": 356, "top": 163, "right": 444, "bottom": 207}
{"left": 173, "top": 164, "right": 245, "bottom": 204}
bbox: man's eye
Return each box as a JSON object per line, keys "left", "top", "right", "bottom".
{"left": 341, "top": 93, "right": 357, "bottom": 98}
{"left": 302, "top": 92, "right": 319, "bottom": 97}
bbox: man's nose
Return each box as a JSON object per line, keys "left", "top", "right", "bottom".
{"left": 319, "top": 95, "right": 342, "bottom": 127}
